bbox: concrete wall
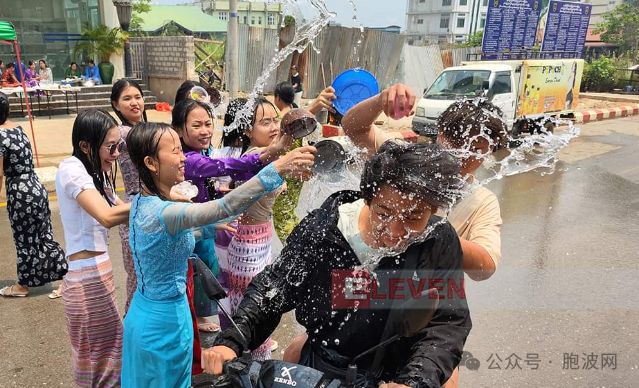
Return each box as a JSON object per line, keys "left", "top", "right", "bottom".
{"left": 129, "top": 36, "right": 196, "bottom": 104}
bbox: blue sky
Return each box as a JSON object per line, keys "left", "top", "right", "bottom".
{"left": 153, "top": 0, "right": 407, "bottom": 29}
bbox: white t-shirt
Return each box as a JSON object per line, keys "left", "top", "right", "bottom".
{"left": 337, "top": 198, "right": 381, "bottom": 263}
{"left": 441, "top": 185, "right": 502, "bottom": 266}
{"left": 55, "top": 156, "right": 116, "bottom": 257}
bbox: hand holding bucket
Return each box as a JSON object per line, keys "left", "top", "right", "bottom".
{"left": 280, "top": 108, "right": 319, "bottom": 139}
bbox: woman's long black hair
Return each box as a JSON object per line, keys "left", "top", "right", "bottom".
{"left": 71, "top": 109, "right": 119, "bottom": 206}
{"left": 171, "top": 99, "right": 214, "bottom": 155}
{"left": 110, "top": 79, "right": 148, "bottom": 127}
{"left": 222, "top": 97, "right": 278, "bottom": 153}
{"left": 126, "top": 122, "right": 172, "bottom": 200}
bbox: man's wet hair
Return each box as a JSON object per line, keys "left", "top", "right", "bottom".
{"left": 360, "top": 141, "right": 464, "bottom": 209}
{"left": 438, "top": 98, "right": 507, "bottom": 148}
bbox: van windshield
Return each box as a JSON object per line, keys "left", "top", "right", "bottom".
{"left": 425, "top": 70, "right": 491, "bottom": 99}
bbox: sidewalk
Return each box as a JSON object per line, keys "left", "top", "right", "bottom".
{"left": 580, "top": 92, "right": 639, "bottom": 104}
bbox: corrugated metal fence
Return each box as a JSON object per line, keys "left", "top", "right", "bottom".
{"left": 232, "top": 25, "right": 481, "bottom": 97}
{"left": 398, "top": 44, "right": 445, "bottom": 97}
{"left": 236, "top": 24, "right": 280, "bottom": 93}
{"left": 299, "top": 26, "right": 406, "bottom": 97}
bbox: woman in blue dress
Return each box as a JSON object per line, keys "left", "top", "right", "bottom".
{"left": 121, "top": 122, "right": 315, "bottom": 388}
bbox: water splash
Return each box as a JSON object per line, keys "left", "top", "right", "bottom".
{"left": 221, "top": 0, "right": 336, "bottom": 135}
{"left": 347, "top": 0, "right": 365, "bottom": 59}
{"left": 297, "top": 111, "right": 580, "bottom": 271}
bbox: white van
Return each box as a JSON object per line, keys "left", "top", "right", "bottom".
{"left": 412, "top": 59, "right": 584, "bottom": 138}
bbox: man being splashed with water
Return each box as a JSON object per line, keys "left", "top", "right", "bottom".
{"left": 341, "top": 84, "right": 505, "bottom": 281}
{"left": 341, "top": 84, "right": 506, "bottom": 388}
{"left": 202, "top": 138, "right": 472, "bottom": 386}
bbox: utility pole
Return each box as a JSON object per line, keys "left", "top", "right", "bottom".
{"left": 227, "top": 0, "right": 239, "bottom": 98}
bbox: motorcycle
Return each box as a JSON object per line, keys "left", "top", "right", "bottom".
{"left": 190, "top": 259, "right": 439, "bottom": 388}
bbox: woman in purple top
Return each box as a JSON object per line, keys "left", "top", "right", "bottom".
{"left": 171, "top": 99, "right": 292, "bottom": 323}
{"left": 25, "top": 61, "right": 40, "bottom": 87}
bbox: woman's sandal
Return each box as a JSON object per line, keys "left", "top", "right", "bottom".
{"left": 197, "top": 322, "right": 221, "bottom": 333}
{"left": 48, "top": 287, "right": 62, "bottom": 299}
{"left": 0, "top": 285, "right": 28, "bottom": 298}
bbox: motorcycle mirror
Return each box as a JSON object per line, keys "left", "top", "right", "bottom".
{"left": 194, "top": 257, "right": 251, "bottom": 346}
{"left": 193, "top": 257, "right": 227, "bottom": 301}
{"left": 482, "top": 80, "right": 490, "bottom": 90}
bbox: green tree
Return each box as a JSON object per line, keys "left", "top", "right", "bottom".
{"left": 582, "top": 56, "right": 617, "bottom": 92}
{"left": 74, "top": 24, "right": 127, "bottom": 62}
{"left": 284, "top": 15, "right": 296, "bottom": 28}
{"left": 456, "top": 30, "right": 483, "bottom": 48}
{"left": 130, "top": 0, "right": 152, "bottom": 36}
{"left": 594, "top": 0, "right": 639, "bottom": 63}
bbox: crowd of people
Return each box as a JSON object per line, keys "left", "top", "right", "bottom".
{"left": 0, "top": 64, "right": 505, "bottom": 388}
{"left": 0, "top": 58, "right": 102, "bottom": 89}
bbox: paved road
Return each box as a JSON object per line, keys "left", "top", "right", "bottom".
{"left": 1, "top": 118, "right": 638, "bottom": 387}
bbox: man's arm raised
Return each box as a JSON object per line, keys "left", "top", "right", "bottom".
{"left": 342, "top": 83, "right": 417, "bottom": 155}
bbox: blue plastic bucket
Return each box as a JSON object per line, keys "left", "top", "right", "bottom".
{"left": 331, "top": 69, "right": 380, "bottom": 115}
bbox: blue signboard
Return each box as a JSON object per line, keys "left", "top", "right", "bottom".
{"left": 541, "top": 0, "right": 592, "bottom": 58}
{"left": 481, "top": 0, "right": 542, "bottom": 60}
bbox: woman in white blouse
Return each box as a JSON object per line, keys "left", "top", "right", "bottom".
{"left": 38, "top": 60, "right": 53, "bottom": 85}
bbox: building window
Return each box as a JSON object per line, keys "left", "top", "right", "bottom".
{"left": 243, "top": 16, "right": 247, "bottom": 24}
{"left": 460, "top": 0, "right": 468, "bottom": 5}
{"left": 251, "top": 16, "right": 256, "bottom": 24}
{"left": 438, "top": 35, "right": 448, "bottom": 44}
{"left": 440, "top": 17, "right": 450, "bottom": 29}
{"left": 457, "top": 17, "right": 465, "bottom": 28}
{"left": 480, "top": 17, "right": 486, "bottom": 28}
{"left": 258, "top": 16, "right": 262, "bottom": 25}
{"left": 267, "top": 12, "right": 276, "bottom": 25}
{"left": 483, "top": 0, "right": 489, "bottom": 6}
{"left": 417, "top": 18, "right": 424, "bottom": 24}
{"left": 419, "top": 0, "right": 426, "bottom": 2}
{"left": 218, "top": 11, "right": 228, "bottom": 21}
{"left": 442, "top": 0, "right": 452, "bottom": 6}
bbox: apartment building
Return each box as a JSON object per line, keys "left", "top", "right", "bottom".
{"left": 405, "top": 0, "right": 489, "bottom": 45}
{"left": 587, "top": 0, "right": 624, "bottom": 27}
{"left": 193, "top": 1, "right": 284, "bottom": 30}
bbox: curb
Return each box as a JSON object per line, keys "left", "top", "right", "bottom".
{"left": 574, "top": 104, "right": 639, "bottom": 124}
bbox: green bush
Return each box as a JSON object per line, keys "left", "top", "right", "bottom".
{"left": 583, "top": 56, "right": 617, "bottom": 92}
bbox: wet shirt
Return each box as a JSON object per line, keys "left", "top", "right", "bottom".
{"left": 236, "top": 146, "right": 284, "bottom": 222}
{"left": 129, "top": 164, "right": 284, "bottom": 300}
{"left": 336, "top": 198, "right": 381, "bottom": 263}
{"left": 56, "top": 156, "right": 117, "bottom": 257}
{"left": 440, "top": 185, "right": 502, "bottom": 266}
{"left": 214, "top": 190, "right": 471, "bottom": 388}
{"left": 184, "top": 149, "right": 263, "bottom": 203}
{"left": 118, "top": 125, "right": 138, "bottom": 202}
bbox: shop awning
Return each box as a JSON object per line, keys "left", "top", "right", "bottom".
{"left": 0, "top": 21, "right": 16, "bottom": 42}
{"left": 0, "top": 21, "right": 40, "bottom": 167}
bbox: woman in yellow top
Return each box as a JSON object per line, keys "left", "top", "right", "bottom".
{"left": 272, "top": 82, "right": 336, "bottom": 244}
